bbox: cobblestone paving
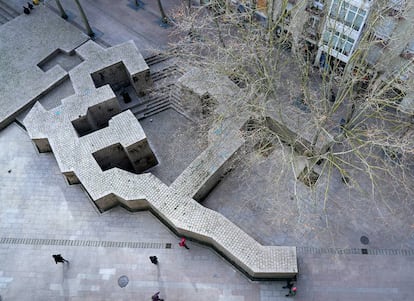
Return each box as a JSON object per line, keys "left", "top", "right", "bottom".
{"left": 0, "top": 123, "right": 288, "bottom": 301}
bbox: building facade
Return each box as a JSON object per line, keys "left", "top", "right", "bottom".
{"left": 228, "top": 0, "right": 414, "bottom": 111}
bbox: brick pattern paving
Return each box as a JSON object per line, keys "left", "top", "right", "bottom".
{"left": 23, "top": 40, "right": 297, "bottom": 279}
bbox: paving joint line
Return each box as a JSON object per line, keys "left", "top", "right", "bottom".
{"left": 0, "top": 237, "right": 173, "bottom": 249}
{"left": 297, "top": 246, "right": 414, "bottom": 256}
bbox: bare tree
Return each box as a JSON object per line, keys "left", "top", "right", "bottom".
{"left": 55, "top": 0, "right": 68, "bottom": 19}
{"left": 167, "top": 0, "right": 414, "bottom": 246}
{"left": 157, "top": 0, "right": 169, "bottom": 24}
{"left": 74, "top": 0, "right": 94, "bottom": 37}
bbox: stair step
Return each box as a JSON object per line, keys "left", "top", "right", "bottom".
{"left": 145, "top": 53, "right": 169, "bottom": 66}
{"left": 0, "top": 8, "right": 13, "bottom": 21}
{"left": 136, "top": 90, "right": 170, "bottom": 106}
{"left": 151, "top": 66, "right": 179, "bottom": 82}
{"left": 131, "top": 96, "right": 170, "bottom": 115}
{"left": 135, "top": 102, "right": 171, "bottom": 120}
{"left": 145, "top": 83, "right": 174, "bottom": 96}
{"left": 0, "top": 10, "right": 8, "bottom": 23}
{"left": 0, "top": 1, "right": 19, "bottom": 18}
{"left": 143, "top": 103, "right": 171, "bottom": 117}
{"left": 146, "top": 96, "right": 170, "bottom": 110}
{"left": 127, "top": 82, "right": 177, "bottom": 112}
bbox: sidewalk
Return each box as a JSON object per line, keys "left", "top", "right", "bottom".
{"left": 1, "top": 1, "right": 414, "bottom": 300}
{"left": 8, "top": 0, "right": 182, "bottom": 55}
{"left": 0, "top": 123, "right": 284, "bottom": 301}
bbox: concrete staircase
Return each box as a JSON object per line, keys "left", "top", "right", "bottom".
{"left": 132, "top": 53, "right": 188, "bottom": 120}
{"left": 0, "top": 1, "right": 19, "bottom": 25}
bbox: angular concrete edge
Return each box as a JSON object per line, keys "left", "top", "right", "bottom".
{"left": 0, "top": 5, "right": 89, "bottom": 130}
{"left": 23, "top": 41, "right": 298, "bottom": 280}
{"left": 170, "top": 128, "right": 244, "bottom": 201}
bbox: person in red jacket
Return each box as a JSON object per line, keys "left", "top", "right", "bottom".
{"left": 179, "top": 237, "right": 189, "bottom": 249}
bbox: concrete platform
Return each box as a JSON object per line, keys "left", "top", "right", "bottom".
{"left": 0, "top": 5, "right": 89, "bottom": 130}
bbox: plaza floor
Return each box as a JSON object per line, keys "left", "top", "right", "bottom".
{"left": 1, "top": 0, "right": 414, "bottom": 300}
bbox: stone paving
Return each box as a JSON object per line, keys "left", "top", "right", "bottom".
{"left": 0, "top": 6, "right": 89, "bottom": 130}
{"left": 1, "top": 0, "right": 414, "bottom": 300}
{"left": 43, "top": 0, "right": 180, "bottom": 56}
{"left": 22, "top": 36, "right": 297, "bottom": 279}
{"left": 0, "top": 123, "right": 290, "bottom": 301}
{"left": 2, "top": 113, "right": 414, "bottom": 301}
{"left": 0, "top": 2, "right": 297, "bottom": 280}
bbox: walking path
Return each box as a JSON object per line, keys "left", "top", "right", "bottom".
{"left": 1, "top": 0, "right": 414, "bottom": 300}
{"left": 0, "top": 123, "right": 289, "bottom": 301}
{"left": 2, "top": 121, "right": 414, "bottom": 300}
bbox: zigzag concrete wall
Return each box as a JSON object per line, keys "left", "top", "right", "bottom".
{"left": 0, "top": 6, "right": 89, "bottom": 130}
{"left": 24, "top": 41, "right": 297, "bottom": 280}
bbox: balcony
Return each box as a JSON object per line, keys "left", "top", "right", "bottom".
{"left": 306, "top": 0, "right": 325, "bottom": 15}
{"left": 400, "top": 41, "right": 414, "bottom": 60}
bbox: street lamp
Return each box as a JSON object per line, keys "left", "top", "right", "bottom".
{"left": 55, "top": 0, "right": 68, "bottom": 19}
{"left": 157, "top": 0, "right": 168, "bottom": 25}
{"left": 73, "top": 0, "right": 95, "bottom": 37}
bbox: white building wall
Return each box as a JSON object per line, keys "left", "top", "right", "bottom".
{"left": 316, "top": 0, "right": 371, "bottom": 64}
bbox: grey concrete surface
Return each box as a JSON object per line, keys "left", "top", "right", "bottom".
{"left": 203, "top": 142, "right": 414, "bottom": 250}
{"left": 44, "top": 0, "right": 182, "bottom": 55}
{"left": 2, "top": 118, "right": 414, "bottom": 300}
{"left": 1, "top": 0, "right": 414, "bottom": 299}
{"left": 21, "top": 31, "right": 297, "bottom": 278}
{"left": 0, "top": 5, "right": 89, "bottom": 130}
{"left": 0, "top": 123, "right": 289, "bottom": 301}
{"left": 140, "top": 109, "right": 206, "bottom": 185}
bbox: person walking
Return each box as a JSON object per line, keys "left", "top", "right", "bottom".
{"left": 286, "top": 286, "right": 297, "bottom": 297}
{"left": 151, "top": 291, "right": 164, "bottom": 301}
{"left": 179, "top": 237, "right": 189, "bottom": 249}
{"left": 283, "top": 278, "right": 297, "bottom": 297}
{"left": 149, "top": 256, "right": 158, "bottom": 265}
{"left": 52, "top": 254, "right": 69, "bottom": 264}
{"left": 283, "top": 279, "right": 294, "bottom": 289}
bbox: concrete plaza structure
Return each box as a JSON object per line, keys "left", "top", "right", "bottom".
{"left": 8, "top": 5, "right": 298, "bottom": 280}
{"left": 0, "top": 6, "right": 89, "bottom": 130}
{"left": 2, "top": 1, "right": 414, "bottom": 300}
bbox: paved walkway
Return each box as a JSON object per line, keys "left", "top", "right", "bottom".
{"left": 0, "top": 123, "right": 285, "bottom": 300}
{"left": 1, "top": 0, "right": 414, "bottom": 300}
{"left": 2, "top": 121, "right": 414, "bottom": 300}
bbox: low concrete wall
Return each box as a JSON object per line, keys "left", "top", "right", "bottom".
{"left": 24, "top": 42, "right": 298, "bottom": 280}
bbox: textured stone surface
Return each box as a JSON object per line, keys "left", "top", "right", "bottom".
{"left": 24, "top": 47, "right": 297, "bottom": 279}
{"left": 170, "top": 128, "right": 244, "bottom": 201}
{"left": 71, "top": 40, "right": 150, "bottom": 95}
{"left": 0, "top": 6, "right": 89, "bottom": 130}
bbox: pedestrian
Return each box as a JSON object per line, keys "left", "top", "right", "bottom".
{"left": 151, "top": 291, "right": 164, "bottom": 301}
{"left": 149, "top": 256, "right": 158, "bottom": 265}
{"left": 286, "top": 286, "right": 297, "bottom": 297}
{"left": 52, "top": 254, "right": 69, "bottom": 264}
{"left": 178, "top": 237, "right": 189, "bottom": 249}
{"left": 23, "top": 6, "right": 30, "bottom": 14}
{"left": 282, "top": 279, "right": 294, "bottom": 290}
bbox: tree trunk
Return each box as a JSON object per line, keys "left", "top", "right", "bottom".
{"left": 157, "top": 0, "right": 168, "bottom": 24}
{"left": 74, "top": 0, "right": 95, "bottom": 37}
{"left": 55, "top": 0, "right": 68, "bottom": 19}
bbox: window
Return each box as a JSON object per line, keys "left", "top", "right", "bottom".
{"left": 323, "top": 28, "right": 355, "bottom": 56}
{"left": 373, "top": 17, "right": 396, "bottom": 44}
{"left": 329, "top": 0, "right": 367, "bottom": 31}
{"left": 406, "top": 41, "right": 414, "bottom": 53}
{"left": 309, "top": 15, "right": 320, "bottom": 28}
{"left": 401, "top": 40, "right": 414, "bottom": 59}
{"left": 313, "top": 0, "right": 325, "bottom": 10}
{"left": 389, "top": 0, "right": 405, "bottom": 12}
{"left": 307, "top": 0, "right": 324, "bottom": 15}
{"left": 387, "top": 0, "right": 405, "bottom": 18}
